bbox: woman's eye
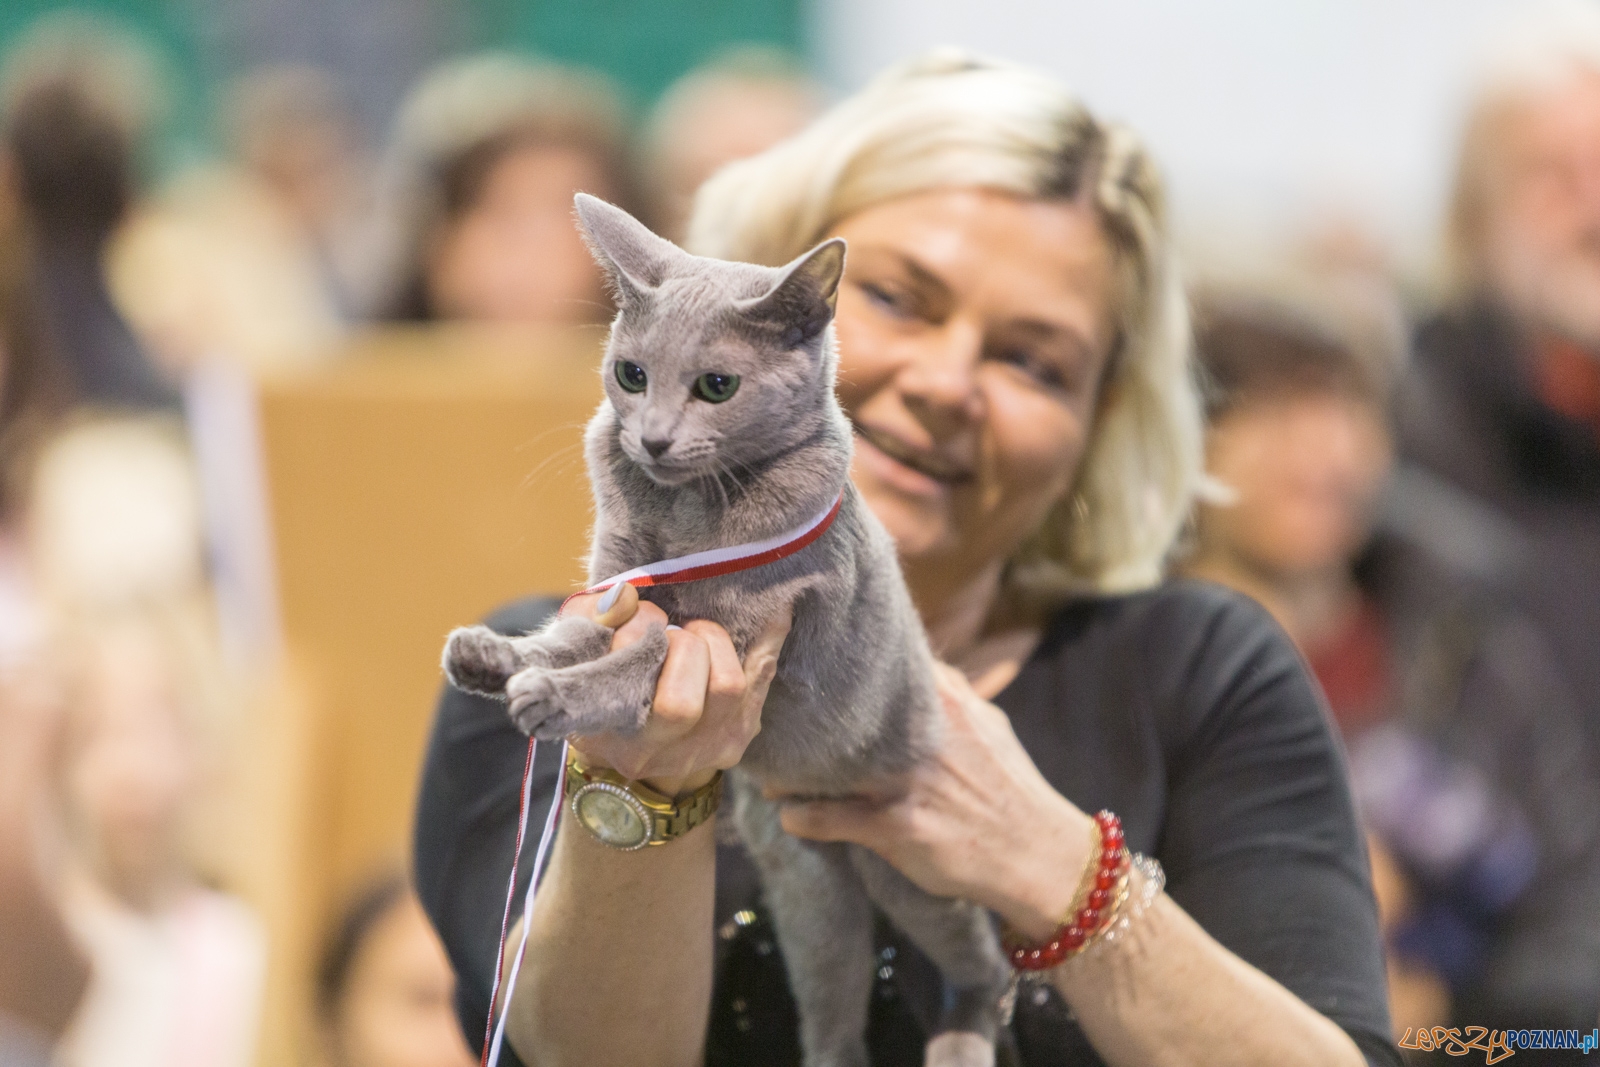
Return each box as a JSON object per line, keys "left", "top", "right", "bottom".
{"left": 691, "top": 372, "right": 740, "bottom": 403}
{"left": 994, "top": 348, "right": 1067, "bottom": 391}
{"left": 615, "top": 361, "right": 648, "bottom": 393}
{"left": 859, "top": 281, "right": 912, "bottom": 318}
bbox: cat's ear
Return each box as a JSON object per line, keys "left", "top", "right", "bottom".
{"left": 735, "top": 238, "right": 847, "bottom": 348}
{"left": 573, "top": 193, "right": 677, "bottom": 306}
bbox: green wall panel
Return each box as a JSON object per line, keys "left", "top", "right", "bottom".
{"left": 478, "top": 0, "right": 803, "bottom": 104}
{"left": 1, "top": 0, "right": 805, "bottom": 150}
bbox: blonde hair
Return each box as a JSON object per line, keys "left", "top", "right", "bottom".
{"left": 687, "top": 51, "right": 1201, "bottom": 594}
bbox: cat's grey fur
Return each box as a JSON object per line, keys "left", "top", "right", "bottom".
{"left": 443, "top": 194, "right": 1010, "bottom": 1067}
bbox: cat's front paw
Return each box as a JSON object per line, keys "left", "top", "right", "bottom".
{"left": 505, "top": 667, "right": 572, "bottom": 740}
{"left": 443, "top": 626, "right": 521, "bottom": 696}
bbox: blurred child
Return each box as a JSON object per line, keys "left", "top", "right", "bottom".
{"left": 50, "top": 612, "right": 264, "bottom": 1067}
{"left": 3, "top": 414, "right": 264, "bottom": 1067}
{"left": 317, "top": 873, "right": 475, "bottom": 1067}
{"left": 1183, "top": 298, "right": 1600, "bottom": 1043}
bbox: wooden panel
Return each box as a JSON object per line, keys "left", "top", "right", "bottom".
{"left": 251, "top": 325, "right": 601, "bottom": 1062}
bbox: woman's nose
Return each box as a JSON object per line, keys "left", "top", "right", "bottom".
{"left": 897, "top": 318, "right": 984, "bottom": 432}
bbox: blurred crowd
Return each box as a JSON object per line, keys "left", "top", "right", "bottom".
{"left": 0, "top": 3, "right": 1597, "bottom": 1066}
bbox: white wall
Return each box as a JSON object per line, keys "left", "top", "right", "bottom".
{"left": 808, "top": 0, "right": 1545, "bottom": 275}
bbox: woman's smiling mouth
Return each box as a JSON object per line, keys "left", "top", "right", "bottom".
{"left": 852, "top": 421, "right": 975, "bottom": 487}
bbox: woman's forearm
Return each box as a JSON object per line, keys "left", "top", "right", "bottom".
{"left": 1051, "top": 874, "right": 1366, "bottom": 1067}
{"left": 506, "top": 811, "right": 718, "bottom": 1067}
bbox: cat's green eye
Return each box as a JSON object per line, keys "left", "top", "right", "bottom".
{"left": 692, "top": 372, "right": 740, "bottom": 403}
{"left": 615, "top": 361, "right": 648, "bottom": 393}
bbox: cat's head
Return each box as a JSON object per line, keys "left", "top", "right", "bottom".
{"left": 575, "top": 193, "right": 847, "bottom": 487}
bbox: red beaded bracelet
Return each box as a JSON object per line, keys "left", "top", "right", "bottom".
{"left": 1002, "top": 810, "right": 1130, "bottom": 971}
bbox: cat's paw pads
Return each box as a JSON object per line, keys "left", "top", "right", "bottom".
{"left": 506, "top": 668, "right": 561, "bottom": 735}
{"left": 924, "top": 1032, "right": 994, "bottom": 1067}
{"left": 443, "top": 626, "right": 521, "bottom": 695}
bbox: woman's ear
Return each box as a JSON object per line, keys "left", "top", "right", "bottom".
{"left": 735, "top": 238, "right": 848, "bottom": 348}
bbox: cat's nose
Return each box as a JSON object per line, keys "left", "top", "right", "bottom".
{"left": 642, "top": 437, "right": 672, "bottom": 458}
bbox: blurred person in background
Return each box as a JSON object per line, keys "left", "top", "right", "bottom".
{"left": 0, "top": 15, "right": 178, "bottom": 411}
{"left": 9, "top": 416, "right": 265, "bottom": 1067}
{"left": 374, "top": 53, "right": 633, "bottom": 325}
{"left": 47, "top": 610, "right": 264, "bottom": 1067}
{"left": 1405, "top": 2, "right": 1600, "bottom": 755}
{"left": 109, "top": 65, "right": 368, "bottom": 376}
{"left": 1183, "top": 299, "right": 1600, "bottom": 1047}
{"left": 317, "top": 873, "right": 476, "bottom": 1067}
{"left": 641, "top": 46, "right": 822, "bottom": 243}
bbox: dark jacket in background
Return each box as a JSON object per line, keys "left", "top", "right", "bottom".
{"left": 1391, "top": 300, "right": 1600, "bottom": 1042}
{"left": 1399, "top": 302, "right": 1600, "bottom": 750}
{"left": 1348, "top": 529, "right": 1600, "bottom": 1037}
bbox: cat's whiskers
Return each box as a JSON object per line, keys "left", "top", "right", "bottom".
{"left": 714, "top": 457, "right": 748, "bottom": 499}
{"left": 698, "top": 464, "right": 732, "bottom": 512}
{"left": 520, "top": 439, "right": 587, "bottom": 491}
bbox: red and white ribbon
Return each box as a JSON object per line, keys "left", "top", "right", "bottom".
{"left": 560, "top": 489, "right": 845, "bottom": 611}
{"left": 482, "top": 489, "right": 845, "bottom": 1066}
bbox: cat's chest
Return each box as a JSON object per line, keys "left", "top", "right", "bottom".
{"left": 636, "top": 581, "right": 777, "bottom": 652}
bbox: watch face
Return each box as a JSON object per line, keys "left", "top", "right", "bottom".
{"left": 573, "top": 784, "right": 650, "bottom": 849}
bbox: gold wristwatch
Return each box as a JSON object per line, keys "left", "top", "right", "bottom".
{"left": 563, "top": 747, "right": 723, "bottom": 851}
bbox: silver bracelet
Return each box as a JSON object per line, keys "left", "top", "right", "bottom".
{"left": 1080, "top": 852, "right": 1164, "bottom": 956}
{"left": 998, "top": 853, "right": 1166, "bottom": 1025}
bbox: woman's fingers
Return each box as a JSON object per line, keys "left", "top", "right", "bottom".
{"left": 561, "top": 583, "right": 661, "bottom": 653}
{"left": 682, "top": 620, "right": 745, "bottom": 708}
{"left": 651, "top": 626, "right": 711, "bottom": 731}
{"left": 567, "top": 602, "right": 793, "bottom": 787}
{"left": 611, "top": 601, "right": 670, "bottom": 653}
{"left": 563, "top": 585, "right": 636, "bottom": 627}
{"left": 593, "top": 582, "right": 640, "bottom": 628}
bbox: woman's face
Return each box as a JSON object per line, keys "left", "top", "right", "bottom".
{"left": 829, "top": 188, "right": 1118, "bottom": 589}
{"left": 1201, "top": 393, "right": 1392, "bottom": 578}
{"left": 427, "top": 142, "right": 612, "bottom": 325}
{"left": 1482, "top": 70, "right": 1600, "bottom": 346}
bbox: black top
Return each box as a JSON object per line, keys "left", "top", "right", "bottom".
{"left": 413, "top": 581, "right": 1401, "bottom": 1067}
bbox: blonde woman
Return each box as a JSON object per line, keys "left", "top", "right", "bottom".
{"left": 415, "top": 54, "right": 1398, "bottom": 1067}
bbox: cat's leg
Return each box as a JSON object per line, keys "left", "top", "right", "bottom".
{"left": 442, "top": 615, "right": 613, "bottom": 697}
{"left": 731, "top": 774, "right": 876, "bottom": 1067}
{"left": 850, "top": 846, "right": 1010, "bottom": 1067}
{"left": 503, "top": 623, "right": 669, "bottom": 739}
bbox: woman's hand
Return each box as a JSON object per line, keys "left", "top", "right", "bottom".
{"left": 776, "top": 663, "right": 1094, "bottom": 940}
{"left": 561, "top": 584, "right": 792, "bottom": 797}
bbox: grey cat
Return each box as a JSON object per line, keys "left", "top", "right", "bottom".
{"left": 443, "top": 193, "right": 1010, "bottom": 1067}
